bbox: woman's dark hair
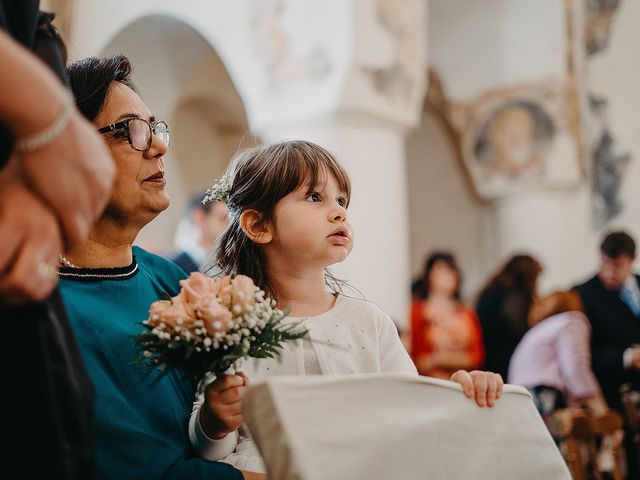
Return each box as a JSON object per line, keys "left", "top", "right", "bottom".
{"left": 204, "top": 140, "right": 351, "bottom": 300}
{"left": 479, "top": 254, "right": 542, "bottom": 300}
{"left": 66, "top": 54, "right": 136, "bottom": 121}
{"left": 600, "top": 230, "right": 636, "bottom": 259}
{"left": 411, "top": 251, "right": 462, "bottom": 301}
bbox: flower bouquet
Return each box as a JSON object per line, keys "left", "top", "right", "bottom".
{"left": 134, "top": 272, "right": 307, "bottom": 386}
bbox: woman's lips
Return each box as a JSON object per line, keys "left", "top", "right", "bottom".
{"left": 144, "top": 172, "right": 166, "bottom": 184}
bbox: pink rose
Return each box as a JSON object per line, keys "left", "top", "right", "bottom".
{"left": 149, "top": 297, "right": 192, "bottom": 330}
{"left": 180, "top": 272, "right": 220, "bottom": 305}
{"left": 196, "top": 294, "right": 233, "bottom": 336}
{"left": 218, "top": 276, "right": 233, "bottom": 308}
{"left": 148, "top": 300, "right": 172, "bottom": 327}
{"left": 217, "top": 275, "right": 256, "bottom": 311}
{"left": 233, "top": 275, "right": 257, "bottom": 305}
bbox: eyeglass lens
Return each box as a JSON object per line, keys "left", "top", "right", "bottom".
{"left": 153, "top": 122, "right": 170, "bottom": 147}
{"left": 129, "top": 119, "right": 150, "bottom": 151}
{"left": 128, "top": 118, "right": 170, "bottom": 151}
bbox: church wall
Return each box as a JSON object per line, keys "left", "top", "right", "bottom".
{"left": 408, "top": 0, "right": 640, "bottom": 299}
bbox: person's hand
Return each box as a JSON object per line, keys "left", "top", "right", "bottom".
{"left": 201, "top": 372, "right": 248, "bottom": 439}
{"left": 450, "top": 370, "right": 504, "bottom": 407}
{"left": 0, "top": 159, "right": 62, "bottom": 303}
{"left": 18, "top": 109, "right": 115, "bottom": 249}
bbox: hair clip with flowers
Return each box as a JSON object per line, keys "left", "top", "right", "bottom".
{"left": 203, "top": 175, "right": 231, "bottom": 205}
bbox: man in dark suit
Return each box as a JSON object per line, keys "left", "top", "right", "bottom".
{"left": 574, "top": 230, "right": 640, "bottom": 475}
{"left": 169, "top": 191, "right": 228, "bottom": 274}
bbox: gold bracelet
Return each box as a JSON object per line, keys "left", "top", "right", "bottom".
{"left": 14, "top": 90, "right": 73, "bottom": 153}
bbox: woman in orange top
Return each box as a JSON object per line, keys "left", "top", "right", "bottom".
{"left": 410, "top": 251, "right": 485, "bottom": 379}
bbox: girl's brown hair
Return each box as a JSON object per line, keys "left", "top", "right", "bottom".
{"left": 204, "top": 140, "right": 351, "bottom": 299}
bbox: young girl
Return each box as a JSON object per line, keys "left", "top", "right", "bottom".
{"left": 188, "top": 140, "right": 503, "bottom": 476}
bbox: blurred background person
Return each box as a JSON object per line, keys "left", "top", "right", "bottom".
{"left": 509, "top": 291, "right": 607, "bottom": 419}
{"left": 476, "top": 254, "right": 542, "bottom": 379}
{"left": 409, "top": 251, "right": 484, "bottom": 379}
{"left": 510, "top": 290, "right": 625, "bottom": 477}
{"left": 574, "top": 231, "right": 640, "bottom": 411}
{"left": 574, "top": 230, "right": 640, "bottom": 478}
{"left": 169, "top": 190, "right": 228, "bottom": 273}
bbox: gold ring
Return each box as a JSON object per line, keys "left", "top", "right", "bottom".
{"left": 38, "top": 262, "right": 56, "bottom": 281}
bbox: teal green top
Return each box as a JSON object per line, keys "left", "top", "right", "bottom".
{"left": 59, "top": 246, "right": 242, "bottom": 480}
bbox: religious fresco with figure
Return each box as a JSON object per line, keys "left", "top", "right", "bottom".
{"left": 585, "top": 0, "right": 629, "bottom": 227}
{"left": 426, "top": 73, "right": 581, "bottom": 200}
{"left": 423, "top": 0, "right": 628, "bottom": 220}
{"left": 472, "top": 99, "right": 555, "bottom": 187}
{"left": 423, "top": 1, "right": 585, "bottom": 201}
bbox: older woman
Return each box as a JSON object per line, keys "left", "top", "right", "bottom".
{"left": 59, "top": 55, "right": 245, "bottom": 480}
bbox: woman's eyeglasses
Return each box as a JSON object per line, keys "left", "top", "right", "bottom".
{"left": 97, "top": 117, "right": 170, "bottom": 152}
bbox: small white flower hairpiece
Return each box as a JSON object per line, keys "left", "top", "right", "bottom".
{"left": 203, "top": 175, "right": 231, "bottom": 205}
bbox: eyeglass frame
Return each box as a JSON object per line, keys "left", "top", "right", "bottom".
{"left": 97, "top": 116, "right": 170, "bottom": 152}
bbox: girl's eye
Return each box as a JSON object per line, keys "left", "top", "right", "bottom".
{"left": 337, "top": 197, "right": 348, "bottom": 208}
{"left": 306, "top": 192, "right": 322, "bottom": 202}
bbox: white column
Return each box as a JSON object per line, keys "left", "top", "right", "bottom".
{"left": 493, "top": 188, "right": 596, "bottom": 292}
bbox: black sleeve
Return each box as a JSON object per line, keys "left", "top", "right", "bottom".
{"left": 590, "top": 341, "right": 627, "bottom": 384}
{"left": 0, "top": 0, "right": 40, "bottom": 47}
{"left": 32, "top": 10, "right": 68, "bottom": 85}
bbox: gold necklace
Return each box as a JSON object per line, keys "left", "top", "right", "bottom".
{"left": 58, "top": 254, "right": 78, "bottom": 268}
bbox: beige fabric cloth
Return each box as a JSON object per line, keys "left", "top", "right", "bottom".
{"left": 189, "top": 294, "right": 417, "bottom": 470}
{"left": 243, "top": 373, "right": 571, "bottom": 480}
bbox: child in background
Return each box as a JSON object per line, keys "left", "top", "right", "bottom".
{"left": 190, "top": 140, "right": 503, "bottom": 475}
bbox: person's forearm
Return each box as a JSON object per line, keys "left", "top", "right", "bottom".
{"left": 0, "top": 29, "right": 67, "bottom": 137}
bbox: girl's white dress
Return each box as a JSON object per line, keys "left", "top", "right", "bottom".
{"left": 188, "top": 294, "right": 417, "bottom": 473}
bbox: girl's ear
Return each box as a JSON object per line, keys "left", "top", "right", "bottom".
{"left": 240, "top": 209, "right": 273, "bottom": 244}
